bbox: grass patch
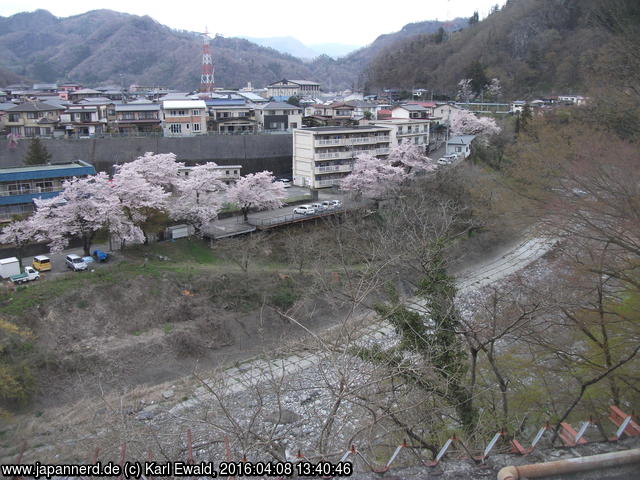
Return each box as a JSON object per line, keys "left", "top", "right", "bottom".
{"left": 163, "top": 324, "right": 173, "bottom": 334}
{"left": 129, "top": 238, "right": 223, "bottom": 265}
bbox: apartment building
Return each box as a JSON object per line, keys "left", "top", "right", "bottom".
{"left": 0, "top": 160, "right": 96, "bottom": 222}
{"left": 372, "top": 119, "right": 430, "bottom": 151}
{"left": 292, "top": 126, "right": 392, "bottom": 189}
{"left": 162, "top": 100, "right": 207, "bottom": 137}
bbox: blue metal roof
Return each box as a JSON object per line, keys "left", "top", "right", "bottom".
{"left": 0, "top": 190, "right": 60, "bottom": 206}
{"left": 0, "top": 163, "right": 96, "bottom": 182}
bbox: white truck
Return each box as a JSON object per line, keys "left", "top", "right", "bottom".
{"left": 10, "top": 266, "right": 40, "bottom": 284}
{"left": 0, "top": 257, "right": 20, "bottom": 279}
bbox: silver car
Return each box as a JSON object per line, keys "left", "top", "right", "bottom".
{"left": 65, "top": 254, "right": 88, "bottom": 271}
{"left": 293, "top": 205, "right": 316, "bottom": 215}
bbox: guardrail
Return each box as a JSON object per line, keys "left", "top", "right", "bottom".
{"left": 248, "top": 208, "right": 345, "bottom": 228}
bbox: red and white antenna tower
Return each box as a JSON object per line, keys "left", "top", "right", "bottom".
{"left": 200, "top": 27, "right": 214, "bottom": 95}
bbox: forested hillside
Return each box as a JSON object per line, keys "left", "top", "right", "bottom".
{"left": 0, "top": 9, "right": 466, "bottom": 91}
{"left": 367, "top": 0, "right": 621, "bottom": 98}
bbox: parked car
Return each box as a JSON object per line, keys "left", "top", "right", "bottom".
{"left": 93, "top": 249, "right": 109, "bottom": 262}
{"left": 293, "top": 205, "right": 316, "bottom": 215}
{"left": 65, "top": 254, "right": 88, "bottom": 271}
{"left": 277, "top": 178, "right": 292, "bottom": 188}
{"left": 82, "top": 256, "right": 95, "bottom": 265}
{"left": 32, "top": 255, "right": 52, "bottom": 272}
{"left": 329, "top": 199, "right": 343, "bottom": 208}
{"left": 311, "top": 202, "right": 326, "bottom": 212}
{"left": 437, "top": 158, "right": 449, "bottom": 165}
{"left": 10, "top": 266, "right": 40, "bottom": 284}
{"left": 321, "top": 200, "right": 333, "bottom": 209}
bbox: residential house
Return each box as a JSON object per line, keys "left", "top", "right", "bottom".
{"left": 391, "top": 104, "right": 430, "bottom": 120}
{"left": 345, "top": 100, "right": 379, "bottom": 120}
{"left": 406, "top": 101, "right": 437, "bottom": 117}
{"left": 32, "top": 83, "right": 58, "bottom": 93}
{"left": 372, "top": 119, "right": 430, "bottom": 152}
{"left": 161, "top": 100, "right": 207, "bottom": 136}
{"left": 1, "top": 102, "right": 65, "bottom": 137}
{"left": 446, "top": 135, "right": 476, "bottom": 159}
{"left": 68, "top": 88, "right": 104, "bottom": 102}
{"left": 254, "top": 102, "right": 302, "bottom": 131}
{"left": 510, "top": 101, "right": 527, "bottom": 114}
{"left": 267, "top": 79, "right": 321, "bottom": 98}
{"left": 206, "top": 98, "right": 257, "bottom": 133}
{"left": 432, "top": 103, "right": 463, "bottom": 124}
{"left": 0, "top": 160, "right": 96, "bottom": 222}
{"left": 113, "top": 103, "right": 161, "bottom": 135}
{"left": 292, "top": 126, "right": 392, "bottom": 189}
{"left": 59, "top": 98, "right": 113, "bottom": 137}
{"left": 558, "top": 95, "right": 586, "bottom": 105}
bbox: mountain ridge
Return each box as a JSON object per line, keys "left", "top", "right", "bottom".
{"left": 0, "top": 9, "right": 468, "bottom": 91}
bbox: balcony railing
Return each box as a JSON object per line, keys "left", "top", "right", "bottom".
{"left": 316, "top": 178, "right": 343, "bottom": 187}
{"left": 315, "top": 138, "right": 342, "bottom": 146}
{"left": 315, "top": 151, "right": 355, "bottom": 160}
{"left": 315, "top": 164, "right": 353, "bottom": 174}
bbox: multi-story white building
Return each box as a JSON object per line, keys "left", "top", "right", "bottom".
{"left": 267, "top": 79, "right": 320, "bottom": 98}
{"left": 372, "top": 119, "right": 430, "bottom": 151}
{"left": 161, "top": 100, "right": 207, "bottom": 137}
{"left": 293, "top": 126, "right": 392, "bottom": 189}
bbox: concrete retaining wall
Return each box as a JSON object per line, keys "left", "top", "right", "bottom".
{"left": 0, "top": 134, "right": 294, "bottom": 175}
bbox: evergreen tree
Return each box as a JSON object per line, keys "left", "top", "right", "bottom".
{"left": 468, "top": 10, "right": 479, "bottom": 25}
{"left": 24, "top": 137, "right": 51, "bottom": 165}
{"left": 465, "top": 61, "right": 488, "bottom": 96}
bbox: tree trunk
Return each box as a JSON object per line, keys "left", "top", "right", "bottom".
{"left": 83, "top": 235, "right": 92, "bottom": 256}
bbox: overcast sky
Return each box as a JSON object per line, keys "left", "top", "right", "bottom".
{"left": 0, "top": 0, "right": 507, "bottom": 45}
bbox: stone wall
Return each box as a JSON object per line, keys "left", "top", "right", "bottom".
{"left": 0, "top": 134, "right": 293, "bottom": 175}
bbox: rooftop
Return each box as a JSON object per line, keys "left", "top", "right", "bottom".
{"left": 115, "top": 104, "right": 160, "bottom": 112}
{"left": 258, "top": 102, "right": 301, "bottom": 110}
{"left": 7, "top": 102, "right": 65, "bottom": 112}
{"left": 0, "top": 160, "right": 94, "bottom": 175}
{"left": 162, "top": 100, "right": 206, "bottom": 109}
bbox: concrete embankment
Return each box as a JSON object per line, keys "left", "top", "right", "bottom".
{"left": 0, "top": 134, "right": 293, "bottom": 174}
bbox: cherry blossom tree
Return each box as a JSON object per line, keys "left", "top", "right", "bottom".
{"left": 30, "top": 173, "right": 116, "bottom": 255}
{"left": 170, "top": 164, "right": 227, "bottom": 235}
{"left": 388, "top": 140, "right": 437, "bottom": 174}
{"left": 340, "top": 153, "right": 407, "bottom": 199}
{"left": 110, "top": 170, "right": 171, "bottom": 246}
{"left": 485, "top": 77, "right": 502, "bottom": 100}
{"left": 0, "top": 218, "right": 36, "bottom": 269}
{"left": 456, "top": 78, "right": 475, "bottom": 102}
{"left": 115, "top": 152, "right": 184, "bottom": 191}
{"left": 226, "top": 171, "right": 287, "bottom": 222}
{"left": 449, "top": 108, "right": 501, "bottom": 138}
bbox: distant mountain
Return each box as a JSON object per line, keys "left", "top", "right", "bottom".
{"left": 308, "top": 17, "right": 468, "bottom": 91}
{"left": 309, "top": 43, "right": 360, "bottom": 58}
{"left": 0, "top": 9, "right": 466, "bottom": 91}
{"left": 242, "top": 36, "right": 320, "bottom": 60}
{"left": 0, "top": 9, "right": 323, "bottom": 90}
{"left": 244, "top": 37, "right": 361, "bottom": 60}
